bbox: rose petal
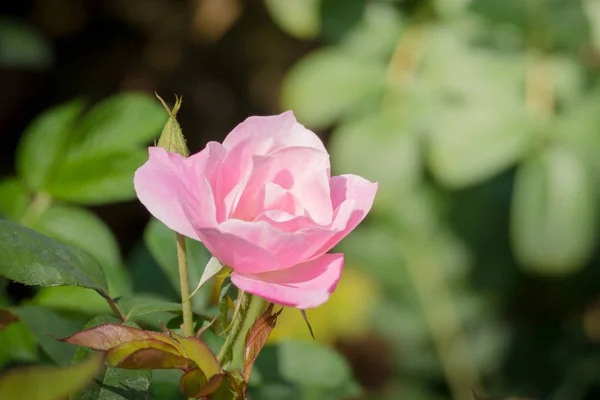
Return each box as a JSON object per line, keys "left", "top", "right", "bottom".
{"left": 178, "top": 192, "right": 281, "bottom": 274}
{"left": 134, "top": 147, "right": 201, "bottom": 240}
{"left": 314, "top": 174, "right": 378, "bottom": 254}
{"left": 230, "top": 253, "right": 344, "bottom": 309}
{"left": 222, "top": 111, "right": 327, "bottom": 154}
{"left": 216, "top": 219, "right": 318, "bottom": 272}
{"left": 233, "top": 147, "right": 332, "bottom": 224}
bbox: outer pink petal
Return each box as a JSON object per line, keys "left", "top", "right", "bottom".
{"left": 315, "top": 174, "right": 378, "bottom": 254}
{"left": 216, "top": 219, "right": 319, "bottom": 272}
{"left": 134, "top": 147, "right": 202, "bottom": 240}
{"left": 230, "top": 253, "right": 344, "bottom": 309}
{"left": 222, "top": 111, "right": 327, "bottom": 154}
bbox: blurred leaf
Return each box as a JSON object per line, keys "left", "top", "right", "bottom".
{"left": 32, "top": 286, "right": 111, "bottom": 316}
{"left": 244, "top": 304, "right": 282, "bottom": 382}
{"left": 128, "top": 242, "right": 179, "bottom": 300}
{"left": 283, "top": 48, "right": 386, "bottom": 129}
{"left": 329, "top": 113, "right": 421, "bottom": 209}
{"left": 276, "top": 340, "right": 352, "bottom": 389}
{"left": 0, "top": 354, "right": 102, "bottom": 400}
{"left": 340, "top": 1, "right": 403, "bottom": 61}
{"left": 45, "top": 148, "right": 147, "bottom": 205}
{"left": 72, "top": 315, "right": 152, "bottom": 400}
{"left": 16, "top": 100, "right": 83, "bottom": 191}
{"left": 0, "top": 18, "right": 53, "bottom": 70}
{"left": 150, "top": 370, "right": 186, "bottom": 400}
{"left": 0, "top": 309, "right": 19, "bottom": 331}
{"left": 426, "top": 105, "right": 535, "bottom": 188}
{"left": 0, "top": 178, "right": 29, "bottom": 221}
{"left": 320, "top": 0, "right": 366, "bottom": 43}
{"left": 469, "top": 0, "right": 589, "bottom": 51}
{"left": 144, "top": 218, "right": 212, "bottom": 309}
{"left": 30, "top": 204, "right": 130, "bottom": 296}
{"left": 116, "top": 295, "right": 181, "bottom": 321}
{"left": 264, "top": 0, "right": 320, "bottom": 39}
{"left": 12, "top": 306, "right": 85, "bottom": 365}
{"left": 67, "top": 93, "right": 166, "bottom": 157}
{"left": 551, "top": 89, "right": 600, "bottom": 179}
{"left": 511, "top": 146, "right": 597, "bottom": 275}
{"left": 0, "top": 219, "right": 109, "bottom": 296}
{"left": 0, "top": 321, "right": 39, "bottom": 367}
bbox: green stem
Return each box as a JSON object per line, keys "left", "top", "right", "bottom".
{"left": 104, "top": 295, "right": 126, "bottom": 322}
{"left": 177, "top": 233, "right": 194, "bottom": 337}
{"left": 217, "top": 290, "right": 254, "bottom": 366}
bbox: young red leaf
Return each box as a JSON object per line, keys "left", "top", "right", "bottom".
{"left": 105, "top": 339, "right": 187, "bottom": 369}
{"left": 173, "top": 334, "right": 221, "bottom": 378}
{"left": 111, "top": 347, "right": 190, "bottom": 370}
{"left": 59, "top": 323, "right": 182, "bottom": 352}
{"left": 243, "top": 303, "right": 282, "bottom": 382}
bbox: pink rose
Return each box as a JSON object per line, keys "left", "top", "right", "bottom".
{"left": 134, "top": 112, "right": 377, "bottom": 308}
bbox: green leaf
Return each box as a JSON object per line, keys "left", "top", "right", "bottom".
{"left": 329, "top": 113, "right": 421, "bottom": 210}
{"left": 16, "top": 100, "right": 83, "bottom": 191}
{"left": 30, "top": 204, "right": 130, "bottom": 296}
{"left": 275, "top": 341, "right": 352, "bottom": 389}
{"left": 11, "top": 306, "right": 85, "bottom": 365}
{"left": 144, "top": 218, "right": 212, "bottom": 309}
{"left": 67, "top": 93, "right": 166, "bottom": 156}
{"left": 0, "top": 321, "right": 39, "bottom": 367}
{"left": 264, "top": 0, "right": 320, "bottom": 39}
{"left": 320, "top": 0, "right": 366, "bottom": 44}
{"left": 0, "top": 354, "right": 102, "bottom": 400}
{"left": 0, "top": 18, "right": 53, "bottom": 70}
{"left": 45, "top": 148, "right": 148, "bottom": 205}
{"left": 72, "top": 315, "right": 152, "bottom": 400}
{"left": 282, "top": 48, "right": 386, "bottom": 129}
{"left": 0, "top": 219, "right": 109, "bottom": 296}
{"left": 511, "top": 146, "right": 597, "bottom": 275}
{"left": 32, "top": 286, "right": 111, "bottom": 316}
{"left": 106, "top": 340, "right": 189, "bottom": 369}
{"left": 116, "top": 295, "right": 181, "bottom": 321}
{"left": 0, "top": 177, "right": 29, "bottom": 221}
{"left": 426, "top": 105, "right": 536, "bottom": 188}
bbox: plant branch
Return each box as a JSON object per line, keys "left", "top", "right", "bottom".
{"left": 104, "top": 295, "right": 126, "bottom": 322}
{"left": 177, "top": 233, "right": 194, "bottom": 337}
{"left": 217, "top": 290, "right": 254, "bottom": 366}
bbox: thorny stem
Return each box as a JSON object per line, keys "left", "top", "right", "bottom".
{"left": 217, "top": 290, "right": 254, "bottom": 366}
{"left": 177, "top": 233, "right": 194, "bottom": 337}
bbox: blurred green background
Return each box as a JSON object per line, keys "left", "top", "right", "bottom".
{"left": 2, "top": 0, "right": 600, "bottom": 399}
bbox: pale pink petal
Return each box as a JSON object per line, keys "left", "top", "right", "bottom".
{"left": 232, "top": 147, "right": 332, "bottom": 223}
{"left": 230, "top": 253, "right": 344, "bottom": 309}
{"left": 222, "top": 111, "right": 327, "bottom": 154}
{"left": 178, "top": 192, "right": 280, "bottom": 274}
{"left": 216, "top": 219, "right": 320, "bottom": 272}
{"left": 314, "top": 174, "right": 378, "bottom": 254}
{"left": 134, "top": 147, "right": 204, "bottom": 240}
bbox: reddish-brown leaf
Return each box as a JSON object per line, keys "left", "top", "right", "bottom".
{"left": 0, "top": 309, "right": 19, "bottom": 331}
{"left": 173, "top": 333, "right": 221, "bottom": 378}
{"left": 59, "top": 324, "right": 182, "bottom": 352}
{"left": 105, "top": 339, "right": 186, "bottom": 369}
{"left": 242, "top": 303, "right": 282, "bottom": 382}
{"left": 112, "top": 347, "right": 190, "bottom": 370}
